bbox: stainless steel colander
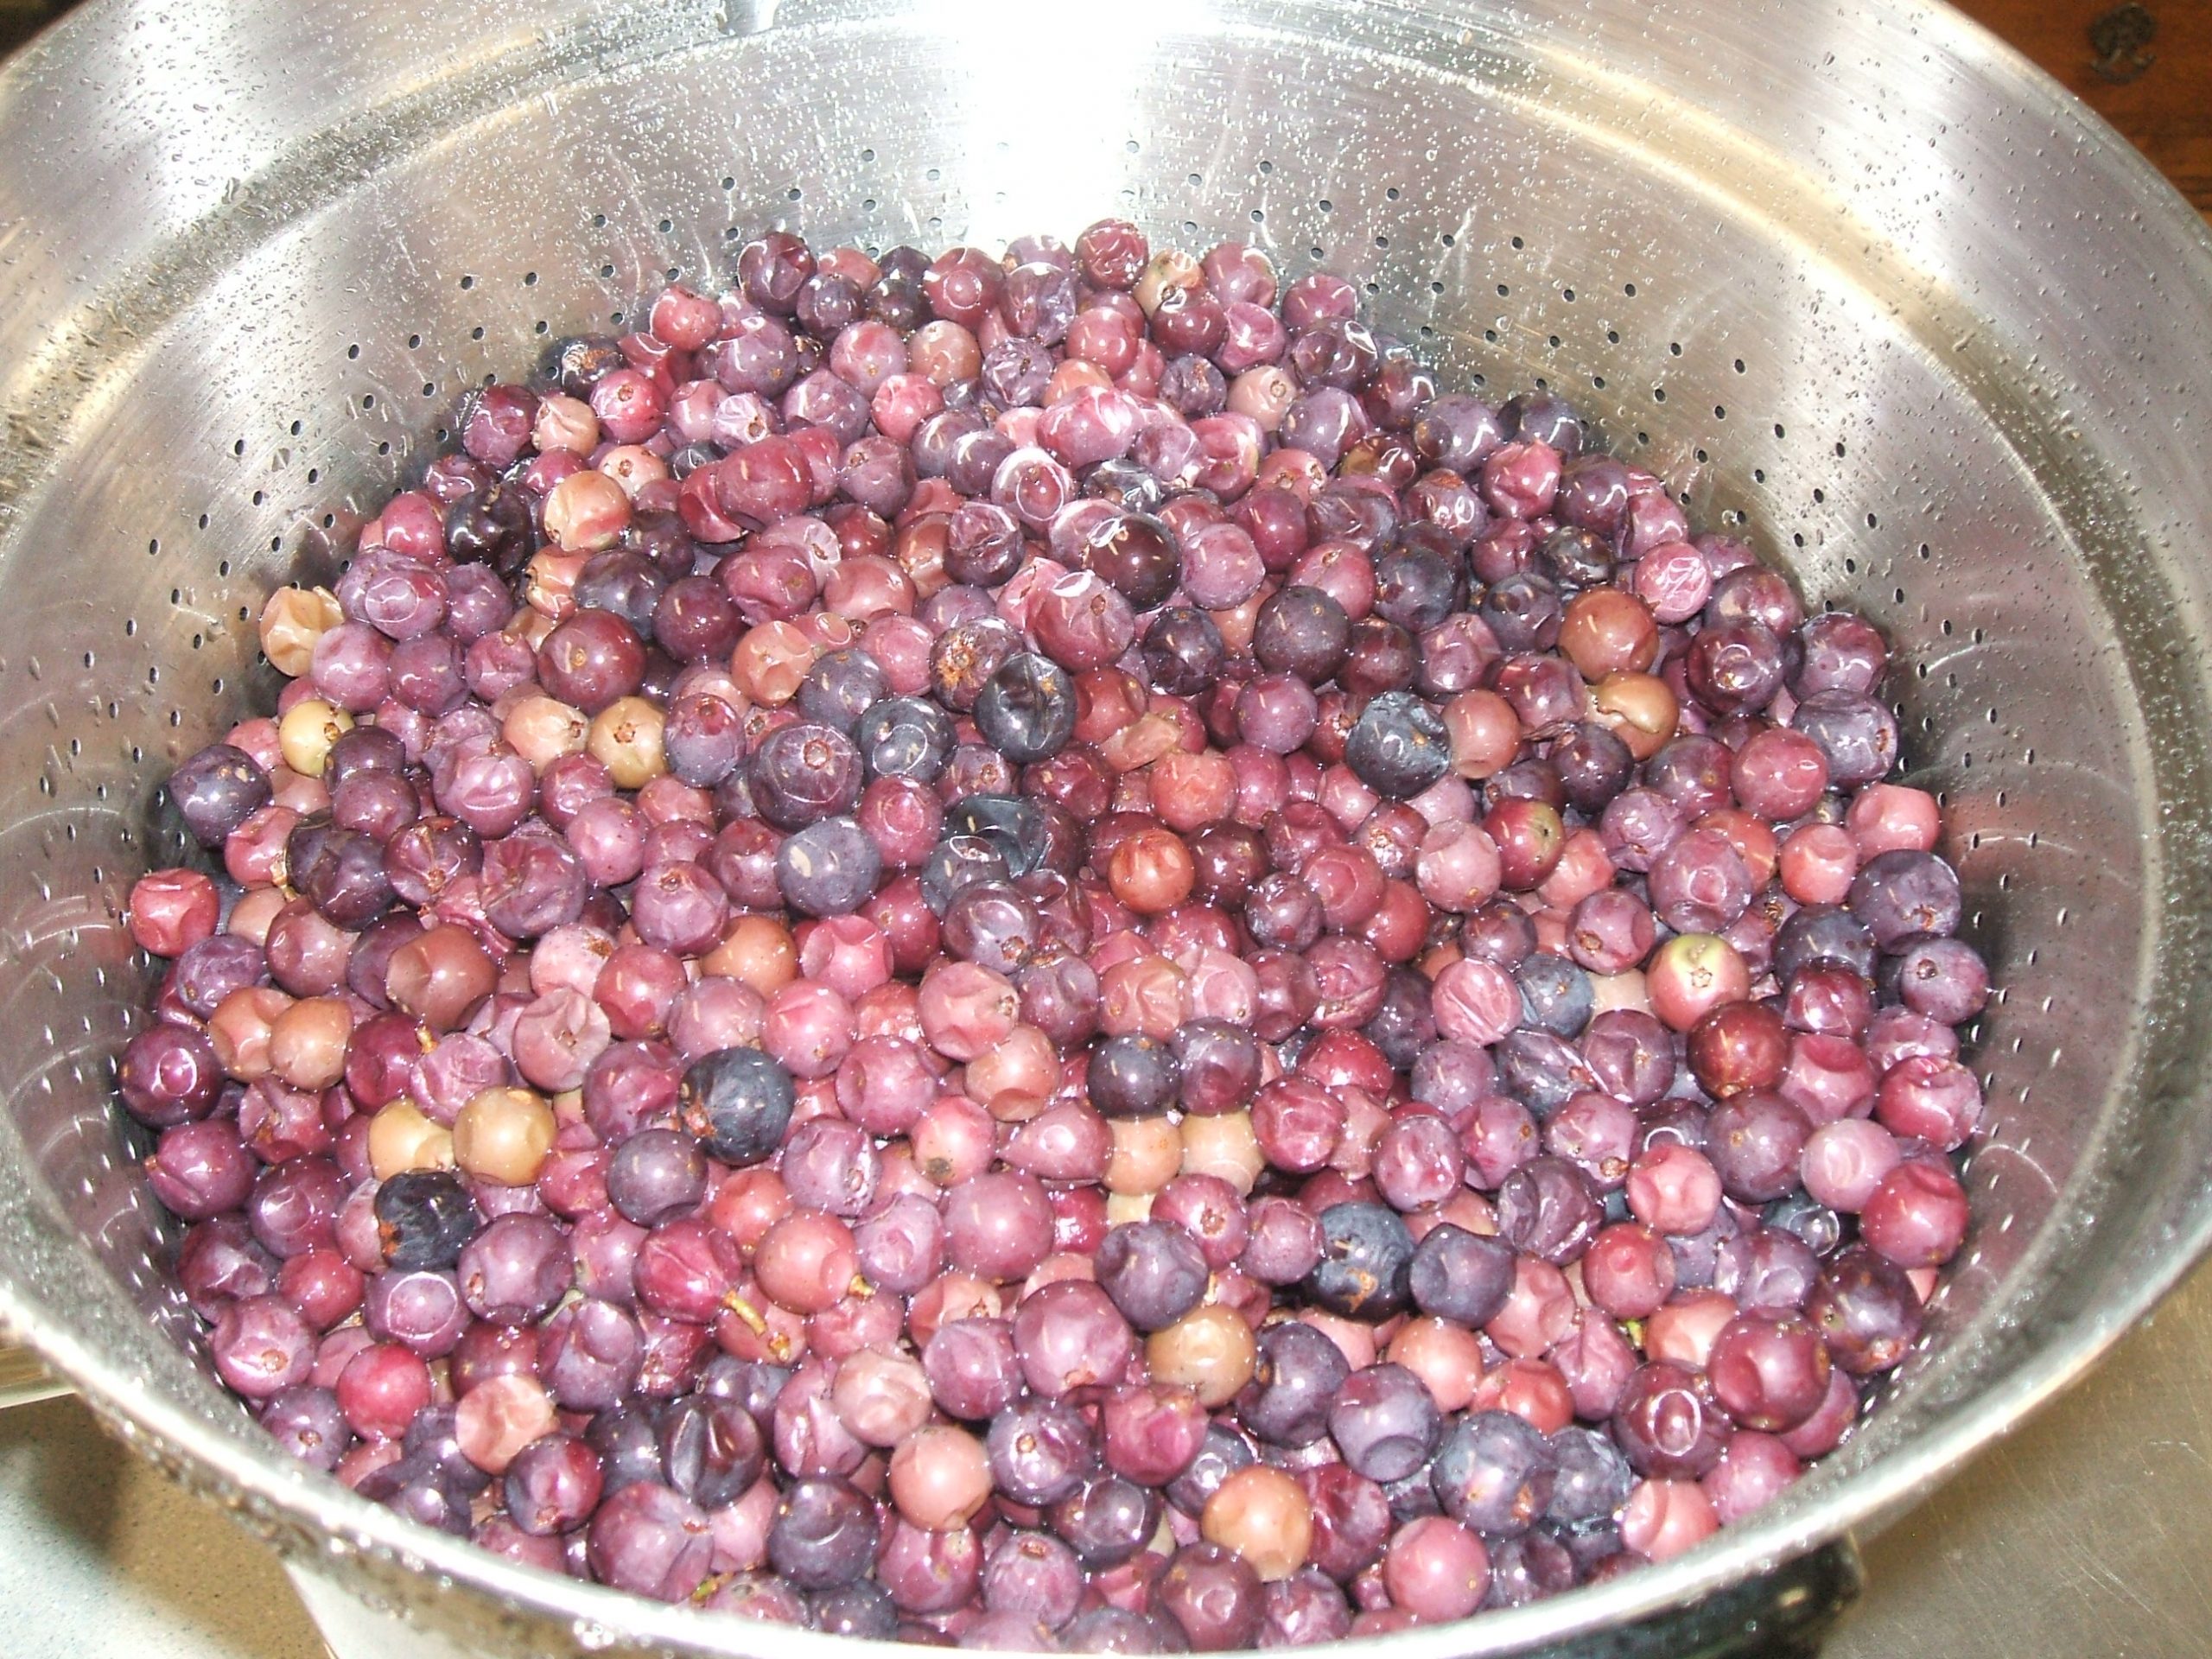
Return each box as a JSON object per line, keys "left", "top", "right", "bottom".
{"left": 1, "top": 1, "right": 2209, "bottom": 1655}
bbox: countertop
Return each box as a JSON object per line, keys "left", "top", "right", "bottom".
{"left": 2, "top": 2, "right": 2209, "bottom": 1657}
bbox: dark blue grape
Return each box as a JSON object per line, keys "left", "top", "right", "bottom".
{"left": 1236, "top": 1320, "right": 1351, "bottom": 1447}
{"left": 697, "top": 1354, "right": 793, "bottom": 1423}
{"left": 1165, "top": 1422, "right": 1256, "bottom": 1516}
{"left": 1484, "top": 1528, "right": 1577, "bottom": 1608}
{"left": 575, "top": 549, "right": 668, "bottom": 632}
{"left": 1252, "top": 587, "right": 1351, "bottom": 684}
{"left": 1496, "top": 1028, "right": 1598, "bottom": 1118}
{"left": 657, "top": 1394, "right": 765, "bottom": 1507}
{"left": 1501, "top": 391, "right": 1583, "bottom": 455}
{"left": 1432, "top": 1410, "right": 1556, "bottom": 1537}
{"left": 443, "top": 480, "right": 537, "bottom": 575}
{"left": 1303, "top": 1203, "right": 1415, "bottom": 1322}
{"left": 750, "top": 721, "right": 863, "bottom": 830}
{"left": 1847, "top": 849, "right": 1963, "bottom": 951}
{"left": 370, "top": 1464, "right": 474, "bottom": 1535}
{"left": 1343, "top": 692, "right": 1451, "bottom": 799}
{"left": 1141, "top": 607, "right": 1227, "bottom": 697}
{"left": 1539, "top": 525, "right": 1613, "bottom": 590}
{"left": 662, "top": 693, "right": 745, "bottom": 786}
{"left": 374, "top": 1171, "right": 480, "bottom": 1271}
{"left": 1243, "top": 873, "right": 1324, "bottom": 952}
{"left": 1366, "top": 1465, "right": 1436, "bottom": 1526}
{"left": 288, "top": 819, "right": 397, "bottom": 928}
{"left": 920, "top": 835, "right": 1011, "bottom": 916}
{"left": 586, "top": 1403, "right": 666, "bottom": 1493}
{"left": 677, "top": 1047, "right": 796, "bottom": 1166}
{"left": 402, "top": 1402, "right": 493, "bottom": 1495}
{"left": 1370, "top": 543, "right": 1464, "bottom": 633}
{"left": 988, "top": 1399, "right": 1097, "bottom": 1507}
{"left": 1326, "top": 1363, "right": 1441, "bottom": 1482}
{"left": 626, "top": 510, "right": 701, "bottom": 578}
{"left": 324, "top": 724, "right": 404, "bottom": 788}
{"left": 1545, "top": 1426, "right": 1634, "bottom": 1525}
{"left": 1764, "top": 1192, "right": 1846, "bottom": 1257}
{"left": 1160, "top": 354, "right": 1227, "bottom": 418}
{"left": 1496, "top": 1155, "right": 1604, "bottom": 1265}
{"left": 855, "top": 696, "right": 955, "bottom": 783}
{"left": 777, "top": 815, "right": 881, "bottom": 917}
{"left": 259, "top": 1386, "right": 349, "bottom": 1471}
{"left": 766, "top": 1476, "right": 877, "bottom": 1590}
{"left": 607, "top": 1128, "right": 708, "bottom": 1227}
{"left": 1363, "top": 967, "right": 1436, "bottom": 1070}
{"left": 1516, "top": 952, "right": 1594, "bottom": 1039}
{"left": 942, "top": 793, "right": 1052, "bottom": 879}
{"left": 865, "top": 248, "right": 928, "bottom": 330}
{"left": 796, "top": 648, "right": 889, "bottom": 735}
{"left": 1088, "top": 1034, "right": 1181, "bottom": 1119}
{"left": 941, "top": 880, "right": 1041, "bottom": 976}
{"left": 1171, "top": 1020, "right": 1263, "bottom": 1116}
{"left": 1048, "top": 1471, "right": 1162, "bottom": 1569}
{"left": 978, "top": 338, "right": 1057, "bottom": 415}
{"left": 1096, "top": 1222, "right": 1209, "bottom": 1331}
{"left": 974, "top": 652, "right": 1077, "bottom": 763}
{"left": 1772, "top": 904, "right": 1878, "bottom": 981}
{"left": 810, "top": 1580, "right": 899, "bottom": 1638}
{"left": 1794, "top": 690, "right": 1900, "bottom": 786}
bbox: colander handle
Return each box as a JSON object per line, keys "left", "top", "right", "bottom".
{"left": 1602, "top": 1536, "right": 1860, "bottom": 1656}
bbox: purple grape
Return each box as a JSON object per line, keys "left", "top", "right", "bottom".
{"left": 1326, "top": 1363, "right": 1441, "bottom": 1483}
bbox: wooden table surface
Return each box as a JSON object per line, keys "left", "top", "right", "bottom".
{"left": 1952, "top": 0, "right": 2212, "bottom": 213}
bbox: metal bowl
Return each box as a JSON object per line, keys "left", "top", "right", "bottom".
{"left": 1, "top": 0, "right": 2209, "bottom": 1653}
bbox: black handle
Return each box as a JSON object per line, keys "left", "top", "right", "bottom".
{"left": 1522, "top": 1539, "right": 1863, "bottom": 1659}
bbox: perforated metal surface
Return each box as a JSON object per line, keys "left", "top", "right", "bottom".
{"left": 0, "top": 0, "right": 2208, "bottom": 1655}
